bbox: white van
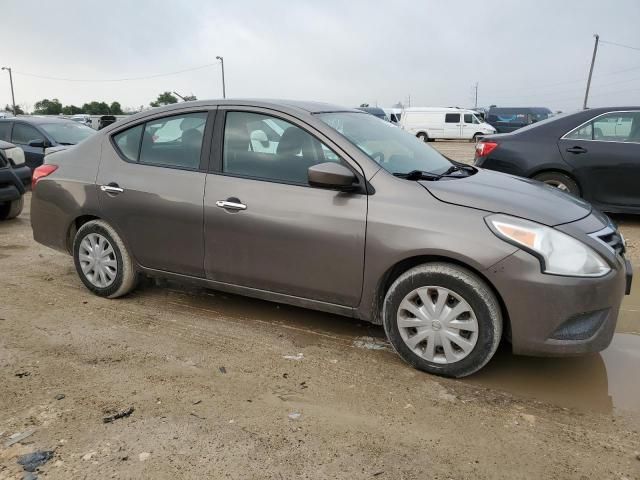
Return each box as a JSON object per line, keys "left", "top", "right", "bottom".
{"left": 400, "top": 107, "right": 496, "bottom": 141}
{"left": 383, "top": 108, "right": 403, "bottom": 124}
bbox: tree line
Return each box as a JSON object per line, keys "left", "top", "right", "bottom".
{"left": 3, "top": 92, "right": 197, "bottom": 116}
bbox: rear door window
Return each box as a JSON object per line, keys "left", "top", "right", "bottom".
{"left": 592, "top": 112, "right": 637, "bottom": 142}
{"left": 139, "top": 113, "right": 207, "bottom": 169}
{"left": 112, "top": 112, "right": 208, "bottom": 169}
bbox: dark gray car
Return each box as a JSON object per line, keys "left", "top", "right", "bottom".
{"left": 30, "top": 100, "right": 632, "bottom": 377}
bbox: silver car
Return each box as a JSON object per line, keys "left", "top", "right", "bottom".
{"left": 30, "top": 100, "right": 632, "bottom": 377}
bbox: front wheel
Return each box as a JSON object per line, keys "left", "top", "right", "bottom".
{"left": 383, "top": 263, "right": 502, "bottom": 378}
{"left": 0, "top": 196, "right": 24, "bottom": 220}
{"left": 533, "top": 172, "right": 580, "bottom": 197}
{"left": 73, "top": 220, "right": 138, "bottom": 298}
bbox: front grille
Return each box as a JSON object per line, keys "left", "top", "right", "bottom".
{"left": 595, "top": 228, "right": 625, "bottom": 256}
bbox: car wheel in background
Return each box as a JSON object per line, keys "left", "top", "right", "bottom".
{"left": 416, "top": 132, "right": 430, "bottom": 143}
{"left": 533, "top": 172, "right": 581, "bottom": 197}
{"left": 383, "top": 263, "right": 502, "bottom": 378}
{"left": 0, "top": 197, "right": 24, "bottom": 220}
{"left": 471, "top": 133, "right": 483, "bottom": 143}
{"left": 73, "top": 219, "right": 138, "bottom": 298}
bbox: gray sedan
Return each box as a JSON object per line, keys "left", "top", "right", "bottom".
{"left": 30, "top": 100, "right": 632, "bottom": 377}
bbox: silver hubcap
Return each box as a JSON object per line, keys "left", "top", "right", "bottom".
{"left": 79, "top": 233, "right": 117, "bottom": 288}
{"left": 545, "top": 180, "right": 569, "bottom": 192}
{"left": 397, "top": 286, "right": 478, "bottom": 364}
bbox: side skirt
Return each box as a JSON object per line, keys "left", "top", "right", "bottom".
{"left": 139, "top": 267, "right": 357, "bottom": 319}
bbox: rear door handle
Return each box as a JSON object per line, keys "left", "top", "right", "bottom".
{"left": 216, "top": 200, "right": 247, "bottom": 211}
{"left": 566, "top": 146, "right": 587, "bottom": 154}
{"left": 100, "top": 184, "right": 124, "bottom": 194}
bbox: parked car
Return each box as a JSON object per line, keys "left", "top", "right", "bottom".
{"left": 0, "top": 140, "right": 30, "bottom": 220}
{"left": 485, "top": 107, "right": 552, "bottom": 133}
{"left": 70, "top": 114, "right": 93, "bottom": 128}
{"left": 30, "top": 100, "right": 631, "bottom": 378}
{"left": 0, "top": 116, "right": 96, "bottom": 169}
{"left": 98, "top": 115, "right": 117, "bottom": 130}
{"left": 401, "top": 107, "right": 496, "bottom": 142}
{"left": 474, "top": 107, "right": 640, "bottom": 214}
{"left": 356, "top": 107, "right": 390, "bottom": 121}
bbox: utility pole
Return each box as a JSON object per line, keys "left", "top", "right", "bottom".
{"left": 583, "top": 34, "right": 599, "bottom": 110}
{"left": 474, "top": 82, "right": 479, "bottom": 109}
{"left": 216, "top": 56, "right": 226, "bottom": 99}
{"left": 1, "top": 67, "right": 16, "bottom": 115}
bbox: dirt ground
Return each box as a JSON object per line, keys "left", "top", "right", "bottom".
{"left": 1, "top": 167, "right": 640, "bottom": 479}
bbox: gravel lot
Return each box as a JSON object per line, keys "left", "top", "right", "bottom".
{"left": 1, "top": 165, "right": 640, "bottom": 479}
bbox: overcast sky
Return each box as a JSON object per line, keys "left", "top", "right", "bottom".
{"left": 2, "top": 0, "right": 640, "bottom": 113}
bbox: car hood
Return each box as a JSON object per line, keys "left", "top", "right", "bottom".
{"left": 419, "top": 168, "right": 592, "bottom": 226}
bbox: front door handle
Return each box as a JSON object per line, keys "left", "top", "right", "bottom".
{"left": 216, "top": 200, "right": 247, "bottom": 211}
{"left": 100, "top": 184, "right": 124, "bottom": 194}
{"left": 566, "top": 146, "right": 587, "bottom": 154}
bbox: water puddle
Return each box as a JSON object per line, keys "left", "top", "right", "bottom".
{"left": 466, "top": 279, "right": 640, "bottom": 414}
{"left": 465, "top": 333, "right": 639, "bottom": 414}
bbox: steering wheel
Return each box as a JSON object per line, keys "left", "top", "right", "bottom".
{"left": 370, "top": 151, "right": 385, "bottom": 163}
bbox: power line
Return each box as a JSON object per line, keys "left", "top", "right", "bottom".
{"left": 12, "top": 62, "right": 219, "bottom": 83}
{"left": 600, "top": 39, "right": 640, "bottom": 52}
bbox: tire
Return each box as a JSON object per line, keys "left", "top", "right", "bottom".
{"left": 73, "top": 220, "right": 138, "bottom": 298}
{"left": 383, "top": 263, "right": 502, "bottom": 378}
{"left": 471, "top": 133, "right": 483, "bottom": 143}
{"left": 416, "top": 132, "right": 429, "bottom": 142}
{"left": 0, "top": 196, "right": 24, "bottom": 220}
{"left": 533, "top": 172, "right": 580, "bottom": 197}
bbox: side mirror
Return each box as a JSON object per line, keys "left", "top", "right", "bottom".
{"left": 28, "top": 139, "right": 46, "bottom": 148}
{"left": 308, "top": 162, "right": 357, "bottom": 191}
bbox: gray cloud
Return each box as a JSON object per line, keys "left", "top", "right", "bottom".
{"left": 1, "top": 0, "right": 639, "bottom": 112}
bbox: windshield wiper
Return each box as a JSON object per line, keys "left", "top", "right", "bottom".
{"left": 394, "top": 164, "right": 476, "bottom": 181}
{"left": 56, "top": 142, "right": 74, "bottom": 146}
{"left": 442, "top": 164, "right": 475, "bottom": 175}
{"left": 393, "top": 170, "right": 443, "bottom": 180}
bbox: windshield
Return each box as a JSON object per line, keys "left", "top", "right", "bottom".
{"left": 317, "top": 112, "right": 452, "bottom": 175}
{"left": 40, "top": 122, "right": 95, "bottom": 145}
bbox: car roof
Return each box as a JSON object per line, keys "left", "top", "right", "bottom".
{"left": 100, "top": 99, "right": 363, "bottom": 133}
{"left": 0, "top": 115, "right": 78, "bottom": 125}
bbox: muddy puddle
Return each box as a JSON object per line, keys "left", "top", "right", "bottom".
{"left": 159, "top": 278, "right": 639, "bottom": 415}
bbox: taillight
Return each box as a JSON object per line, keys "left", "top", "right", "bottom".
{"left": 32, "top": 164, "right": 58, "bottom": 189}
{"left": 475, "top": 141, "right": 498, "bottom": 158}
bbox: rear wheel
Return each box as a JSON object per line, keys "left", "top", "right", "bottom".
{"left": 0, "top": 196, "right": 24, "bottom": 220}
{"left": 73, "top": 220, "right": 138, "bottom": 298}
{"left": 533, "top": 172, "right": 580, "bottom": 197}
{"left": 383, "top": 263, "right": 502, "bottom": 378}
{"left": 416, "top": 132, "right": 429, "bottom": 143}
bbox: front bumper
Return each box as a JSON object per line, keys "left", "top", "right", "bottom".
{"left": 486, "top": 249, "right": 629, "bottom": 356}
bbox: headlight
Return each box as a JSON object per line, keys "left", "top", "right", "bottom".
{"left": 486, "top": 214, "right": 610, "bottom": 277}
{"left": 5, "top": 147, "right": 25, "bottom": 166}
